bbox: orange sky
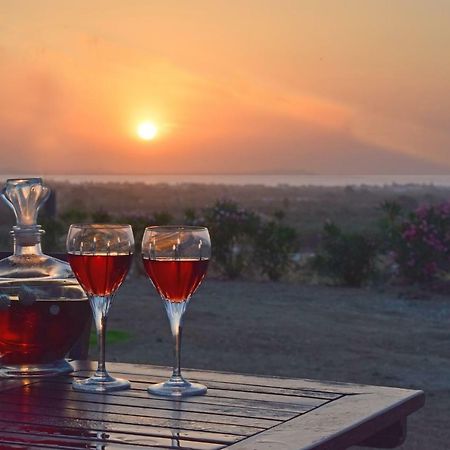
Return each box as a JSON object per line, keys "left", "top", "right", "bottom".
{"left": 1, "top": 0, "right": 450, "bottom": 174}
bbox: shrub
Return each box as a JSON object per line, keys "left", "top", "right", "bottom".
{"left": 119, "top": 215, "right": 150, "bottom": 244}
{"left": 313, "top": 221, "right": 378, "bottom": 286}
{"left": 60, "top": 208, "right": 89, "bottom": 224}
{"left": 203, "top": 200, "right": 260, "bottom": 279}
{"left": 382, "top": 201, "right": 450, "bottom": 283}
{"left": 119, "top": 211, "right": 173, "bottom": 252}
{"left": 91, "top": 210, "right": 113, "bottom": 223}
{"left": 253, "top": 219, "right": 298, "bottom": 281}
{"left": 152, "top": 211, "right": 173, "bottom": 226}
{"left": 39, "top": 217, "right": 66, "bottom": 252}
{"left": 183, "top": 208, "right": 199, "bottom": 225}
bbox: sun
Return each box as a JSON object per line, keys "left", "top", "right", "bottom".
{"left": 137, "top": 122, "right": 158, "bottom": 141}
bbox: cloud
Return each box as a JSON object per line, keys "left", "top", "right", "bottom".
{"left": 350, "top": 111, "right": 450, "bottom": 168}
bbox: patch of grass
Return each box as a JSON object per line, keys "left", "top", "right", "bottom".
{"left": 89, "top": 329, "right": 131, "bottom": 347}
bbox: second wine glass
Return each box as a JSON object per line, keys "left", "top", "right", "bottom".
{"left": 142, "top": 226, "right": 211, "bottom": 397}
{"left": 67, "top": 224, "right": 134, "bottom": 392}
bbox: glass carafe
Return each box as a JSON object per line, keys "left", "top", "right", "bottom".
{"left": 0, "top": 178, "right": 90, "bottom": 377}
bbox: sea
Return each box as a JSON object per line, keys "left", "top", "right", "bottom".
{"left": 1, "top": 174, "right": 450, "bottom": 187}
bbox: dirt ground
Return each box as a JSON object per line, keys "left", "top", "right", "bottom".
{"left": 100, "top": 277, "right": 450, "bottom": 449}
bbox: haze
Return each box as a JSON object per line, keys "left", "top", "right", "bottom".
{"left": 1, "top": 1, "right": 449, "bottom": 175}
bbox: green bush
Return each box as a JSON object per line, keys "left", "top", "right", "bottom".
{"left": 253, "top": 219, "right": 298, "bottom": 281}
{"left": 36, "top": 199, "right": 300, "bottom": 282}
{"left": 313, "top": 222, "right": 378, "bottom": 286}
{"left": 91, "top": 210, "right": 113, "bottom": 223}
{"left": 203, "top": 200, "right": 260, "bottom": 279}
{"left": 152, "top": 211, "right": 173, "bottom": 226}
{"left": 39, "top": 217, "right": 66, "bottom": 252}
{"left": 60, "top": 207, "right": 89, "bottom": 224}
{"left": 183, "top": 207, "right": 199, "bottom": 225}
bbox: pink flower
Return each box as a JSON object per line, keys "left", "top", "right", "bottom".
{"left": 424, "top": 233, "right": 446, "bottom": 253}
{"left": 416, "top": 205, "right": 429, "bottom": 219}
{"left": 439, "top": 202, "right": 450, "bottom": 217}
{"left": 407, "top": 258, "right": 416, "bottom": 267}
{"left": 402, "top": 225, "right": 417, "bottom": 241}
{"left": 423, "top": 261, "right": 438, "bottom": 276}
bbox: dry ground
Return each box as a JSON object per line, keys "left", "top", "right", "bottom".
{"left": 99, "top": 277, "right": 450, "bottom": 449}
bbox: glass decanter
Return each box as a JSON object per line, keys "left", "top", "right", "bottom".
{"left": 0, "top": 178, "right": 90, "bottom": 377}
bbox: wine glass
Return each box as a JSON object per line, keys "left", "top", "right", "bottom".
{"left": 142, "top": 226, "right": 211, "bottom": 397}
{"left": 67, "top": 224, "right": 134, "bottom": 392}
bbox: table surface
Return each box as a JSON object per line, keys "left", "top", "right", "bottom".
{"left": 0, "top": 361, "right": 424, "bottom": 450}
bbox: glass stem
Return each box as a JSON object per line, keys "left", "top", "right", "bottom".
{"left": 172, "top": 322, "right": 182, "bottom": 379}
{"left": 96, "top": 314, "right": 107, "bottom": 377}
{"left": 164, "top": 300, "right": 187, "bottom": 382}
{"left": 90, "top": 295, "right": 113, "bottom": 379}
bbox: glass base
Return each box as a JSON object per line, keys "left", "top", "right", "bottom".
{"left": 0, "top": 359, "right": 73, "bottom": 378}
{"left": 72, "top": 373, "right": 130, "bottom": 393}
{"left": 148, "top": 376, "right": 207, "bottom": 397}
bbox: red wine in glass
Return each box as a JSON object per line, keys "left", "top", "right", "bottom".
{"left": 142, "top": 225, "right": 211, "bottom": 397}
{"left": 67, "top": 224, "right": 134, "bottom": 393}
{"left": 68, "top": 254, "right": 132, "bottom": 297}
{"left": 143, "top": 259, "right": 209, "bottom": 302}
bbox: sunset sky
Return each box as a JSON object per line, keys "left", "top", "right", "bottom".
{"left": 1, "top": 1, "right": 450, "bottom": 174}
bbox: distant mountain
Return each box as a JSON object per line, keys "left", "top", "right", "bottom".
{"left": 243, "top": 169, "right": 315, "bottom": 175}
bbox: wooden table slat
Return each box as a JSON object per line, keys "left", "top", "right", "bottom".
{"left": 71, "top": 369, "right": 341, "bottom": 400}
{"left": 41, "top": 378, "right": 331, "bottom": 408}
{"left": 0, "top": 408, "right": 261, "bottom": 437}
{"left": 0, "top": 394, "right": 282, "bottom": 429}
{"left": 0, "top": 435, "right": 200, "bottom": 450}
{"left": 0, "top": 388, "right": 301, "bottom": 421}
{"left": 0, "top": 419, "right": 240, "bottom": 445}
{"left": 91, "top": 361, "right": 382, "bottom": 396}
{"left": 0, "top": 429, "right": 225, "bottom": 450}
{"left": 18, "top": 381, "right": 312, "bottom": 414}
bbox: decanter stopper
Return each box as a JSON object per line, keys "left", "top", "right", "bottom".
{"left": 1, "top": 178, "right": 50, "bottom": 229}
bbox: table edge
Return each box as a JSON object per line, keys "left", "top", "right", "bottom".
{"left": 225, "top": 389, "right": 425, "bottom": 450}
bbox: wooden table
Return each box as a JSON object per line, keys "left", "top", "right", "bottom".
{"left": 0, "top": 361, "right": 424, "bottom": 449}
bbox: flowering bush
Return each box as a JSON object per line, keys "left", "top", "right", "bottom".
{"left": 383, "top": 201, "right": 450, "bottom": 282}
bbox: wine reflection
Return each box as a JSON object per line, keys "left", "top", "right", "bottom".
{"left": 0, "top": 424, "right": 110, "bottom": 448}
{"left": 170, "top": 400, "right": 183, "bottom": 448}
{"left": 0, "top": 384, "right": 111, "bottom": 448}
